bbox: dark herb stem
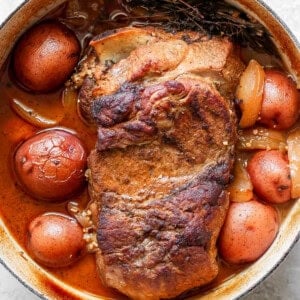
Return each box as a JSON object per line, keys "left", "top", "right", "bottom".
{"left": 116, "top": 0, "right": 277, "bottom": 55}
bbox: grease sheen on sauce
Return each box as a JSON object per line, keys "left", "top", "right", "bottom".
{"left": 0, "top": 0, "right": 295, "bottom": 298}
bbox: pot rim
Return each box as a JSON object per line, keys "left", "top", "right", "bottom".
{"left": 0, "top": 0, "right": 29, "bottom": 29}
{"left": 1, "top": 0, "right": 299, "bottom": 48}
{"left": 0, "top": 257, "right": 46, "bottom": 300}
{"left": 0, "top": 1, "right": 299, "bottom": 300}
{"left": 242, "top": 0, "right": 300, "bottom": 47}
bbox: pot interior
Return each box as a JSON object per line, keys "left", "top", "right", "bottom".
{"left": 0, "top": 1, "right": 299, "bottom": 299}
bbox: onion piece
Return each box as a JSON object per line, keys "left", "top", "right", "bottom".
{"left": 287, "top": 128, "right": 300, "bottom": 198}
{"left": 10, "top": 98, "right": 60, "bottom": 128}
{"left": 228, "top": 158, "right": 253, "bottom": 203}
{"left": 62, "top": 87, "right": 78, "bottom": 115}
{"left": 237, "top": 127, "right": 287, "bottom": 151}
{"left": 236, "top": 59, "right": 265, "bottom": 128}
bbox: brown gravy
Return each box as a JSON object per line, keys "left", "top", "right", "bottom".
{"left": 0, "top": 0, "right": 295, "bottom": 298}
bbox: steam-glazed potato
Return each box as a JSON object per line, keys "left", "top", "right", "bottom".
{"left": 219, "top": 200, "right": 279, "bottom": 264}
{"left": 260, "top": 69, "right": 299, "bottom": 129}
{"left": 247, "top": 150, "right": 291, "bottom": 204}
{"left": 27, "top": 213, "right": 85, "bottom": 267}
{"left": 12, "top": 21, "right": 80, "bottom": 93}
{"left": 14, "top": 129, "right": 87, "bottom": 201}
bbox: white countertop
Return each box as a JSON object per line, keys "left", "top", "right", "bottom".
{"left": 0, "top": 0, "right": 299, "bottom": 299}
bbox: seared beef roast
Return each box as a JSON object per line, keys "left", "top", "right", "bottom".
{"left": 75, "top": 27, "right": 244, "bottom": 120}
{"left": 75, "top": 27, "right": 244, "bottom": 299}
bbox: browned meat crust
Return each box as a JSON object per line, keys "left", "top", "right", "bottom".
{"left": 90, "top": 158, "right": 230, "bottom": 300}
{"left": 87, "top": 81, "right": 236, "bottom": 299}
{"left": 74, "top": 27, "right": 244, "bottom": 122}
{"left": 77, "top": 27, "right": 243, "bottom": 299}
{"left": 91, "top": 78, "right": 234, "bottom": 155}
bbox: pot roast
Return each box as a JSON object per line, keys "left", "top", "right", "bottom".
{"left": 75, "top": 27, "right": 244, "bottom": 299}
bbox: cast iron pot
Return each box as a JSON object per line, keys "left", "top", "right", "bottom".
{"left": 0, "top": 0, "right": 299, "bottom": 299}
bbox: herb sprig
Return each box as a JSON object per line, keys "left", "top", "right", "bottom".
{"left": 121, "top": 0, "right": 277, "bottom": 54}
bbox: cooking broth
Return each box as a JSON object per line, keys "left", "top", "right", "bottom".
{"left": 0, "top": 0, "right": 297, "bottom": 298}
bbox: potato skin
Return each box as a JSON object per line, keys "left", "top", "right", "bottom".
{"left": 14, "top": 129, "right": 87, "bottom": 201}
{"left": 247, "top": 150, "right": 291, "bottom": 204}
{"left": 12, "top": 21, "right": 80, "bottom": 93}
{"left": 260, "top": 69, "right": 299, "bottom": 130}
{"left": 219, "top": 200, "right": 279, "bottom": 264}
{"left": 27, "top": 213, "right": 85, "bottom": 267}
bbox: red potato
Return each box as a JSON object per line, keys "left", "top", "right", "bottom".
{"left": 260, "top": 69, "right": 299, "bottom": 130}
{"left": 13, "top": 21, "right": 80, "bottom": 93}
{"left": 14, "top": 129, "right": 87, "bottom": 202}
{"left": 27, "top": 213, "right": 85, "bottom": 267}
{"left": 247, "top": 150, "right": 291, "bottom": 204}
{"left": 219, "top": 199, "right": 279, "bottom": 264}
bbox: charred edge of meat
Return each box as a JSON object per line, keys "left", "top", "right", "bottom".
{"left": 96, "top": 120, "right": 157, "bottom": 151}
{"left": 91, "top": 83, "right": 144, "bottom": 127}
{"left": 94, "top": 80, "right": 189, "bottom": 151}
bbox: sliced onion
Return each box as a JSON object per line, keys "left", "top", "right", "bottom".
{"left": 10, "top": 98, "right": 60, "bottom": 128}
{"left": 110, "top": 10, "right": 128, "bottom": 21}
{"left": 236, "top": 59, "right": 265, "bottom": 128}
{"left": 237, "top": 127, "right": 287, "bottom": 151}
{"left": 228, "top": 158, "right": 253, "bottom": 203}
{"left": 62, "top": 87, "right": 78, "bottom": 114}
{"left": 287, "top": 128, "right": 300, "bottom": 198}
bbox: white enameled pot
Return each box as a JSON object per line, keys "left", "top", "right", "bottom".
{"left": 0, "top": 1, "right": 299, "bottom": 299}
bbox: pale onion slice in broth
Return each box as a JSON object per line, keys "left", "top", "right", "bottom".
{"left": 11, "top": 98, "right": 61, "bottom": 128}
{"left": 228, "top": 157, "right": 253, "bottom": 203}
{"left": 287, "top": 128, "right": 300, "bottom": 198}
{"left": 237, "top": 127, "right": 287, "bottom": 151}
{"left": 236, "top": 59, "right": 265, "bottom": 128}
{"left": 62, "top": 87, "right": 78, "bottom": 116}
